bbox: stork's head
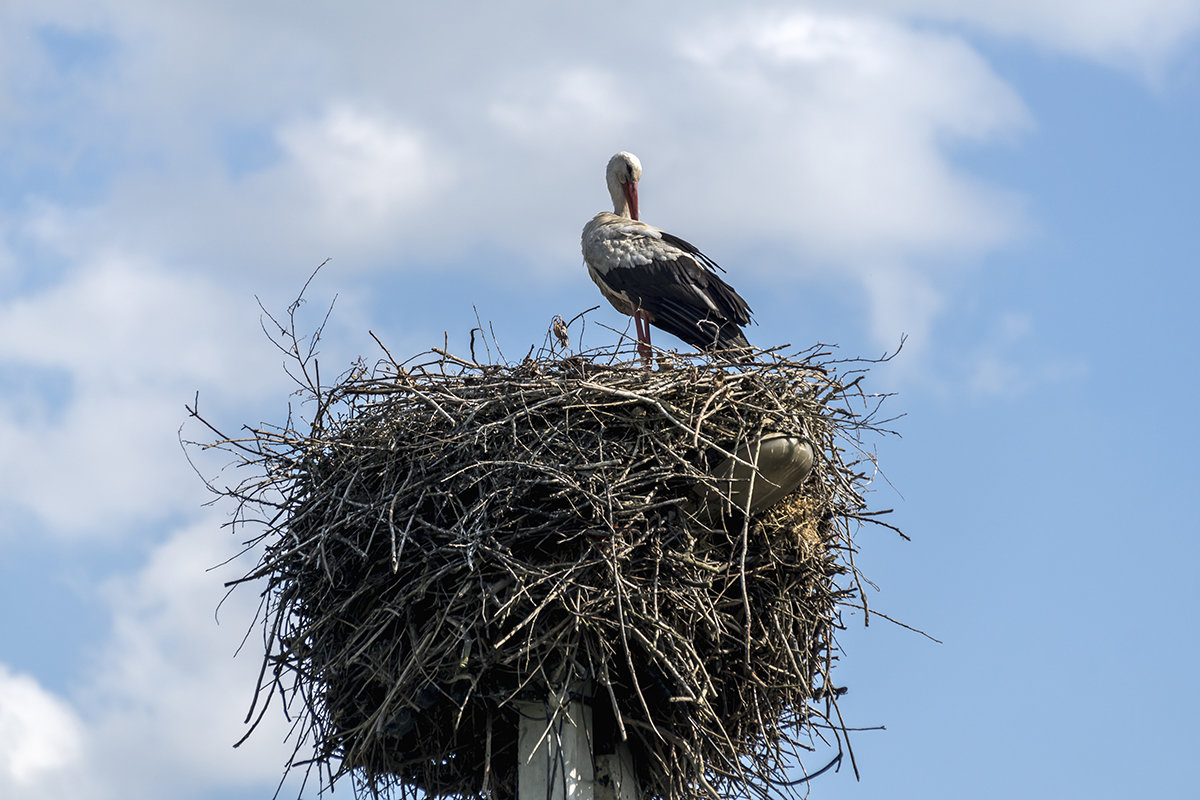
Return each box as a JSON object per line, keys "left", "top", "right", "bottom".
{"left": 606, "top": 151, "right": 642, "bottom": 220}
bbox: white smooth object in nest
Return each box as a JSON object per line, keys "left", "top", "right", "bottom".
{"left": 690, "top": 433, "right": 814, "bottom": 521}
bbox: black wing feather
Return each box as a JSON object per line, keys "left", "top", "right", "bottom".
{"left": 598, "top": 247, "right": 753, "bottom": 351}
{"left": 658, "top": 231, "right": 727, "bottom": 273}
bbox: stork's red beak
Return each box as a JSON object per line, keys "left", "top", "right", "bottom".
{"left": 624, "top": 180, "right": 639, "bottom": 221}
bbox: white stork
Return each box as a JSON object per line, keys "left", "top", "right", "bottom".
{"left": 582, "top": 152, "right": 753, "bottom": 361}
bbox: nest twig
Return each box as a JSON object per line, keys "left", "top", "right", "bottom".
{"left": 186, "top": 299, "right": 903, "bottom": 800}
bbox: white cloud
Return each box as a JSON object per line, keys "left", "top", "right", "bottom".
{"left": 665, "top": 11, "right": 1029, "bottom": 257}
{"left": 274, "top": 105, "right": 446, "bottom": 247}
{"left": 0, "top": 521, "right": 302, "bottom": 800}
{"left": 859, "top": 261, "right": 946, "bottom": 353}
{"left": 8, "top": 104, "right": 459, "bottom": 273}
{"left": 0, "top": 255, "right": 292, "bottom": 536}
{"left": 865, "top": 0, "right": 1200, "bottom": 75}
{"left": 0, "top": 219, "right": 16, "bottom": 285}
{"left": 640, "top": 11, "right": 1029, "bottom": 356}
{"left": 490, "top": 66, "right": 634, "bottom": 145}
{"left": 0, "top": 666, "right": 86, "bottom": 796}
{"left": 79, "top": 520, "right": 301, "bottom": 798}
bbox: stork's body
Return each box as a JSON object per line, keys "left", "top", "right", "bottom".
{"left": 582, "top": 152, "right": 752, "bottom": 360}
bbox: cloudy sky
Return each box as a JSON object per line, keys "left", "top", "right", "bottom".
{"left": 2, "top": 1, "right": 1198, "bottom": 798}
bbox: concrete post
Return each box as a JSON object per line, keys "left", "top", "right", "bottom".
{"left": 517, "top": 697, "right": 595, "bottom": 800}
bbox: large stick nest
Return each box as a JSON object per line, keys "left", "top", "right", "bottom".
{"left": 190, "top": 309, "right": 900, "bottom": 800}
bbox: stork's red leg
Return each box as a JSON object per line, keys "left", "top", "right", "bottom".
{"left": 634, "top": 310, "right": 653, "bottom": 365}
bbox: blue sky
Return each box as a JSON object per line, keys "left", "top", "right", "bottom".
{"left": 1, "top": 2, "right": 1198, "bottom": 799}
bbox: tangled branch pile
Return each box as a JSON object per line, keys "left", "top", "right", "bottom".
{"left": 192, "top": 317, "right": 899, "bottom": 800}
